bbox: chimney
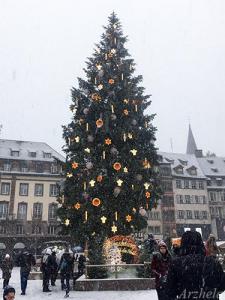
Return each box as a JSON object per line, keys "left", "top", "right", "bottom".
{"left": 195, "top": 149, "right": 203, "bottom": 158}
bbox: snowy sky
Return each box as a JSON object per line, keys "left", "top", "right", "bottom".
{"left": 1, "top": 0, "right": 225, "bottom": 156}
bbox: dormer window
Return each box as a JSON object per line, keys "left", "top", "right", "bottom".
{"left": 207, "top": 159, "right": 214, "bottom": 164}
{"left": 165, "top": 158, "right": 174, "bottom": 164}
{"left": 174, "top": 165, "right": 184, "bottom": 174}
{"left": 187, "top": 166, "right": 197, "bottom": 176}
{"left": 178, "top": 159, "right": 188, "bottom": 166}
{"left": 43, "top": 152, "right": 51, "bottom": 159}
{"left": 11, "top": 150, "right": 19, "bottom": 157}
{"left": 211, "top": 168, "right": 218, "bottom": 173}
{"left": 29, "top": 152, "right": 36, "bottom": 158}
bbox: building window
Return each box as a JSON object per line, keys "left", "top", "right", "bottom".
{"left": 209, "top": 192, "right": 217, "bottom": 202}
{"left": 49, "top": 184, "right": 59, "bottom": 197}
{"left": 51, "top": 164, "right": 58, "bottom": 174}
{"left": 221, "top": 191, "right": 225, "bottom": 201}
{"left": 19, "top": 183, "right": 29, "bottom": 196}
{"left": 161, "top": 181, "right": 173, "bottom": 192}
{"left": 0, "top": 225, "right": 6, "bottom": 234}
{"left": 32, "top": 225, "right": 42, "bottom": 234}
{"left": 33, "top": 203, "right": 43, "bottom": 219}
{"left": 198, "top": 181, "right": 204, "bottom": 190}
{"left": 176, "top": 180, "right": 182, "bottom": 189}
{"left": 175, "top": 166, "right": 183, "bottom": 174}
{"left": 34, "top": 184, "right": 44, "bottom": 196}
{"left": 1, "top": 183, "right": 10, "bottom": 195}
{"left": 3, "top": 163, "right": 11, "bottom": 171}
{"left": 201, "top": 211, "right": 208, "bottom": 219}
{"left": 16, "top": 225, "right": 24, "bottom": 234}
{"left": 185, "top": 195, "right": 191, "bottom": 204}
{"left": 176, "top": 195, "right": 183, "bottom": 204}
{"left": 17, "top": 203, "right": 27, "bottom": 220}
{"left": 11, "top": 150, "right": 19, "bottom": 157}
{"left": 29, "top": 151, "right": 36, "bottom": 158}
{"left": 178, "top": 210, "right": 184, "bottom": 219}
{"left": 0, "top": 202, "right": 9, "bottom": 219}
{"left": 163, "top": 196, "right": 174, "bottom": 207}
{"left": 154, "top": 226, "right": 160, "bottom": 234}
{"left": 186, "top": 210, "right": 193, "bottom": 219}
{"left": 43, "top": 152, "right": 52, "bottom": 159}
{"left": 36, "top": 163, "right": 43, "bottom": 173}
{"left": 160, "top": 166, "right": 171, "bottom": 176}
{"left": 184, "top": 180, "right": 189, "bottom": 189}
{"left": 189, "top": 168, "right": 197, "bottom": 176}
{"left": 195, "top": 196, "right": 200, "bottom": 204}
{"left": 191, "top": 180, "right": 197, "bottom": 189}
{"left": 194, "top": 211, "right": 200, "bottom": 219}
{"left": 48, "top": 203, "right": 58, "bottom": 220}
{"left": 48, "top": 225, "right": 56, "bottom": 235}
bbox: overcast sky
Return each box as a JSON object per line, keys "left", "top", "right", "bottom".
{"left": 1, "top": 0, "right": 225, "bottom": 156}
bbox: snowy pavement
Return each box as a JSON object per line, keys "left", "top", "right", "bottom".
{"left": 2, "top": 268, "right": 225, "bottom": 299}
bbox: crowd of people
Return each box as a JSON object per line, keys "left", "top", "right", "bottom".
{"left": 0, "top": 247, "right": 86, "bottom": 298}
{"left": 150, "top": 232, "right": 225, "bottom": 300}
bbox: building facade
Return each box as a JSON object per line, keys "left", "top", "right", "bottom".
{"left": 0, "top": 139, "right": 66, "bottom": 254}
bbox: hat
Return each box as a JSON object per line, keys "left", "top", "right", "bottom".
{"left": 3, "top": 286, "right": 15, "bottom": 298}
{"left": 158, "top": 241, "right": 167, "bottom": 248}
{"left": 180, "top": 231, "right": 205, "bottom": 256}
{"left": 45, "top": 248, "right": 52, "bottom": 255}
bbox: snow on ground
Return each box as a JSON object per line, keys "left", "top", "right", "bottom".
{"left": 2, "top": 268, "right": 225, "bottom": 300}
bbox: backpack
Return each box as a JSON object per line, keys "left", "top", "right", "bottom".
{"left": 60, "top": 258, "right": 68, "bottom": 272}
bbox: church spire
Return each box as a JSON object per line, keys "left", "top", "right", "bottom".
{"left": 186, "top": 124, "right": 197, "bottom": 154}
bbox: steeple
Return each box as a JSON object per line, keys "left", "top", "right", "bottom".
{"left": 186, "top": 124, "right": 197, "bottom": 154}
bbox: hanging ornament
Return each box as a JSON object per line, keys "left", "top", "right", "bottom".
{"left": 86, "top": 162, "right": 93, "bottom": 169}
{"left": 123, "top": 133, "right": 127, "bottom": 142}
{"left": 105, "top": 138, "right": 112, "bottom": 145}
{"left": 146, "top": 191, "right": 151, "bottom": 198}
{"left": 123, "top": 99, "right": 129, "bottom": 104}
{"left": 84, "top": 148, "right": 90, "bottom": 153}
{"left": 91, "top": 93, "right": 101, "bottom": 101}
{"left": 135, "top": 105, "right": 138, "bottom": 112}
{"left": 114, "top": 37, "right": 117, "bottom": 44}
{"left": 145, "top": 121, "right": 148, "bottom": 128}
{"left": 74, "top": 202, "right": 81, "bottom": 210}
{"left": 123, "top": 109, "right": 129, "bottom": 116}
{"left": 143, "top": 159, "right": 151, "bottom": 169}
{"left": 114, "top": 187, "right": 121, "bottom": 197}
{"left": 82, "top": 192, "right": 89, "bottom": 200}
{"left": 132, "top": 119, "right": 137, "bottom": 126}
{"left": 115, "top": 211, "right": 118, "bottom": 221}
{"left": 132, "top": 207, "right": 136, "bottom": 213}
{"left": 96, "top": 64, "right": 102, "bottom": 70}
{"left": 92, "top": 198, "right": 101, "bottom": 207}
{"left": 132, "top": 184, "right": 134, "bottom": 190}
{"left": 130, "top": 149, "right": 137, "bottom": 156}
{"left": 83, "top": 182, "right": 87, "bottom": 190}
{"left": 126, "top": 215, "right": 132, "bottom": 222}
{"left": 97, "top": 175, "right": 103, "bottom": 182}
{"left": 101, "top": 216, "right": 107, "bottom": 224}
{"left": 144, "top": 182, "right": 151, "bottom": 190}
{"left": 110, "top": 147, "right": 118, "bottom": 155}
{"left": 128, "top": 133, "right": 133, "bottom": 139}
{"left": 86, "top": 123, "right": 89, "bottom": 131}
{"left": 72, "top": 162, "right": 79, "bottom": 169}
{"left": 94, "top": 78, "right": 97, "bottom": 84}
{"left": 113, "top": 162, "right": 122, "bottom": 171}
{"left": 139, "top": 207, "right": 147, "bottom": 217}
{"left": 111, "top": 48, "right": 116, "bottom": 54}
{"left": 83, "top": 108, "right": 89, "bottom": 115}
{"left": 136, "top": 174, "right": 143, "bottom": 181}
{"left": 123, "top": 167, "right": 128, "bottom": 173}
{"left": 79, "top": 118, "right": 84, "bottom": 125}
{"left": 111, "top": 114, "right": 117, "bottom": 120}
{"left": 121, "top": 73, "right": 124, "bottom": 80}
{"left": 105, "top": 53, "right": 108, "bottom": 59}
{"left": 89, "top": 180, "right": 96, "bottom": 187}
{"left": 75, "top": 136, "right": 80, "bottom": 143}
{"left": 98, "top": 69, "right": 104, "bottom": 78}
{"left": 66, "top": 173, "right": 73, "bottom": 178}
{"left": 87, "top": 135, "right": 94, "bottom": 142}
{"left": 111, "top": 224, "right": 117, "bottom": 233}
{"left": 117, "top": 179, "right": 123, "bottom": 186}
{"left": 98, "top": 84, "right": 103, "bottom": 90}
{"left": 96, "top": 119, "right": 104, "bottom": 128}
{"left": 108, "top": 79, "right": 115, "bottom": 85}
{"left": 103, "top": 151, "right": 106, "bottom": 159}
{"left": 85, "top": 211, "right": 88, "bottom": 221}
{"left": 65, "top": 219, "right": 70, "bottom": 226}
{"left": 111, "top": 105, "right": 114, "bottom": 113}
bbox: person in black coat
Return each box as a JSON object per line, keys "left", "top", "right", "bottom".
{"left": 17, "top": 250, "right": 35, "bottom": 295}
{"left": 58, "top": 250, "right": 74, "bottom": 297}
{"left": 50, "top": 251, "right": 58, "bottom": 286}
{"left": 166, "top": 231, "right": 225, "bottom": 300}
{"left": 40, "top": 249, "right": 52, "bottom": 292}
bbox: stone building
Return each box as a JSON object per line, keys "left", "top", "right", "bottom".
{"left": 0, "top": 139, "right": 66, "bottom": 254}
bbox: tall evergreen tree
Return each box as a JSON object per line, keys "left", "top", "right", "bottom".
{"left": 58, "top": 13, "right": 160, "bottom": 274}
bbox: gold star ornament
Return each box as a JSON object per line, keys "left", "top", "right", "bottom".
{"left": 101, "top": 216, "right": 107, "bottom": 224}
{"left": 111, "top": 225, "right": 117, "bottom": 233}
{"left": 130, "top": 149, "right": 137, "bottom": 156}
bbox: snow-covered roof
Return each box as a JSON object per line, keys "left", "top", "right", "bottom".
{"left": 0, "top": 139, "right": 65, "bottom": 162}
{"left": 197, "top": 157, "right": 225, "bottom": 177}
{"left": 158, "top": 151, "right": 206, "bottom": 178}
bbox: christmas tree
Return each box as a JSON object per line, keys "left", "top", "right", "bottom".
{"left": 58, "top": 12, "right": 160, "bottom": 277}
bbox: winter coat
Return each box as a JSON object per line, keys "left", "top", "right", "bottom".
{"left": 1, "top": 259, "right": 13, "bottom": 280}
{"left": 18, "top": 252, "right": 36, "bottom": 274}
{"left": 58, "top": 253, "right": 74, "bottom": 275}
{"left": 166, "top": 254, "right": 225, "bottom": 300}
{"left": 40, "top": 254, "right": 52, "bottom": 274}
{"left": 151, "top": 251, "right": 171, "bottom": 288}
{"left": 205, "top": 244, "right": 220, "bottom": 257}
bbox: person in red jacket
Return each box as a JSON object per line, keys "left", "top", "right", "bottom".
{"left": 151, "top": 241, "right": 172, "bottom": 300}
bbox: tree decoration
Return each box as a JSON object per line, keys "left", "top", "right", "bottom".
{"left": 117, "top": 179, "right": 123, "bottom": 186}
{"left": 83, "top": 108, "right": 89, "bottom": 115}
{"left": 72, "top": 162, "right": 79, "bottom": 169}
{"left": 131, "top": 119, "right": 137, "bottom": 126}
{"left": 123, "top": 99, "right": 129, "bottom": 104}
{"left": 91, "top": 93, "right": 101, "bottom": 101}
{"left": 74, "top": 202, "right": 81, "bottom": 210}
{"left": 126, "top": 215, "right": 132, "bottom": 222}
{"left": 128, "top": 133, "right": 133, "bottom": 139}
{"left": 136, "top": 174, "right": 143, "bottom": 181}
{"left": 115, "top": 211, "right": 118, "bottom": 221}
{"left": 144, "top": 182, "right": 151, "bottom": 190}
{"left": 113, "top": 162, "right": 122, "bottom": 171}
{"left": 65, "top": 219, "right": 70, "bottom": 226}
{"left": 145, "top": 191, "right": 151, "bottom": 198}
{"left": 108, "top": 79, "right": 115, "bottom": 84}
{"left": 111, "top": 224, "right": 117, "bottom": 233}
{"left": 123, "top": 109, "right": 129, "bottom": 116}
{"left": 123, "top": 167, "right": 128, "bottom": 173}
{"left": 85, "top": 211, "right": 88, "bottom": 221}
{"left": 86, "top": 123, "right": 89, "bottom": 131}
{"left": 96, "top": 64, "right": 102, "bottom": 70}
{"left": 66, "top": 172, "right": 73, "bottom": 178}
{"left": 86, "top": 162, "right": 93, "bottom": 169}
{"left": 97, "top": 175, "right": 103, "bottom": 182}
{"left": 89, "top": 180, "right": 96, "bottom": 187}
{"left": 84, "top": 148, "right": 91, "bottom": 153}
{"left": 87, "top": 135, "right": 94, "bottom": 142}
{"left": 105, "top": 138, "right": 112, "bottom": 145}
{"left": 75, "top": 136, "right": 80, "bottom": 143}
{"left": 143, "top": 159, "right": 151, "bottom": 169}
{"left": 96, "top": 118, "right": 104, "bottom": 128}
{"left": 98, "top": 84, "right": 103, "bottom": 90}
{"left": 111, "top": 48, "right": 116, "bottom": 54}
{"left": 111, "top": 114, "right": 117, "bottom": 120}
{"left": 130, "top": 149, "right": 137, "bottom": 156}
{"left": 92, "top": 198, "right": 101, "bottom": 207}
{"left": 113, "top": 187, "right": 121, "bottom": 197}
{"left": 101, "top": 216, "right": 107, "bottom": 224}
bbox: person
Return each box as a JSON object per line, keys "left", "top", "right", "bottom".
{"left": 40, "top": 248, "right": 52, "bottom": 292}
{"left": 3, "top": 286, "right": 15, "bottom": 300}
{"left": 78, "top": 254, "right": 86, "bottom": 277}
{"left": 205, "top": 234, "right": 220, "bottom": 257}
{"left": 151, "top": 241, "right": 172, "bottom": 300}
{"left": 50, "top": 251, "right": 58, "bottom": 286}
{"left": 58, "top": 249, "right": 74, "bottom": 297}
{"left": 17, "top": 250, "right": 35, "bottom": 295}
{"left": 1, "top": 254, "right": 13, "bottom": 289}
{"left": 166, "top": 230, "right": 225, "bottom": 300}
{"left": 144, "top": 234, "right": 158, "bottom": 256}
